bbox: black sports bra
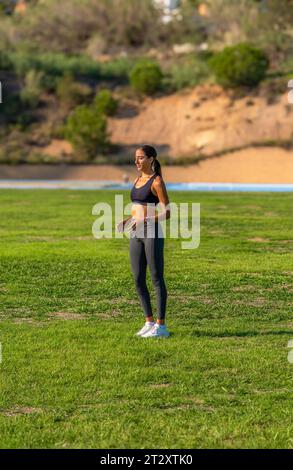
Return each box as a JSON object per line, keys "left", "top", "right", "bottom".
{"left": 130, "top": 173, "right": 160, "bottom": 205}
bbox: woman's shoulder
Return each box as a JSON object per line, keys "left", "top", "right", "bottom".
{"left": 153, "top": 174, "right": 164, "bottom": 185}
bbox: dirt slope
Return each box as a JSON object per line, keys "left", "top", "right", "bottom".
{"left": 108, "top": 84, "right": 293, "bottom": 158}
{"left": 35, "top": 82, "right": 293, "bottom": 183}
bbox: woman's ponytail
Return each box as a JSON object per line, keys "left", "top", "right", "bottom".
{"left": 152, "top": 158, "right": 162, "bottom": 177}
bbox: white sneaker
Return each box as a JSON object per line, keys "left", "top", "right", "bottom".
{"left": 135, "top": 321, "right": 155, "bottom": 337}
{"left": 142, "top": 323, "right": 170, "bottom": 338}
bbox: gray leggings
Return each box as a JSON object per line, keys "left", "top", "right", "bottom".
{"left": 129, "top": 222, "right": 167, "bottom": 320}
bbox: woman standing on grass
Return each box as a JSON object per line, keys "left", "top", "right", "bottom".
{"left": 117, "top": 145, "right": 171, "bottom": 338}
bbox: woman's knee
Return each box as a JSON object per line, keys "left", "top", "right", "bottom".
{"left": 150, "top": 269, "right": 165, "bottom": 289}
{"left": 133, "top": 272, "right": 146, "bottom": 289}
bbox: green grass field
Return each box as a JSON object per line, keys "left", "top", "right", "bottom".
{"left": 0, "top": 189, "right": 292, "bottom": 449}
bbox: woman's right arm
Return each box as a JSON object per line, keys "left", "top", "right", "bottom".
{"left": 116, "top": 216, "right": 133, "bottom": 233}
{"left": 116, "top": 178, "right": 138, "bottom": 232}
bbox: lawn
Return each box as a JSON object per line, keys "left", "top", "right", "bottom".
{"left": 0, "top": 189, "right": 292, "bottom": 449}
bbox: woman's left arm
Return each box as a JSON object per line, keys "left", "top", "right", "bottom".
{"left": 147, "top": 176, "right": 171, "bottom": 223}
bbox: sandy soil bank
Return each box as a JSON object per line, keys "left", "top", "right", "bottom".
{"left": 1, "top": 147, "right": 293, "bottom": 184}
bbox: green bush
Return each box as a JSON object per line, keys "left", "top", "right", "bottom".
{"left": 0, "top": 128, "right": 30, "bottom": 164}
{"left": 26, "top": 152, "right": 60, "bottom": 164}
{"left": 100, "top": 57, "right": 137, "bottom": 81}
{"left": 209, "top": 43, "right": 269, "bottom": 88}
{"left": 1, "top": 94, "right": 22, "bottom": 122}
{"left": 56, "top": 74, "right": 92, "bottom": 110}
{"left": 0, "top": 0, "right": 15, "bottom": 15}
{"left": 93, "top": 89, "right": 118, "bottom": 116}
{"left": 64, "top": 105, "right": 110, "bottom": 161}
{"left": 163, "top": 55, "right": 212, "bottom": 91}
{"left": 129, "top": 60, "right": 163, "bottom": 95}
{"left": 0, "top": 50, "right": 11, "bottom": 69}
{"left": 9, "top": 51, "right": 102, "bottom": 79}
{"left": 20, "top": 70, "right": 44, "bottom": 108}
{"left": 8, "top": 51, "right": 134, "bottom": 84}
{"left": 1, "top": 93, "right": 33, "bottom": 128}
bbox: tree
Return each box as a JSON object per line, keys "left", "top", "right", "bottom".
{"left": 64, "top": 105, "right": 110, "bottom": 161}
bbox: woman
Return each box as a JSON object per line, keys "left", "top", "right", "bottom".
{"left": 116, "top": 145, "right": 171, "bottom": 338}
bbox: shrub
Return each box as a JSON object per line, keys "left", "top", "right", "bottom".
{"left": 56, "top": 74, "right": 92, "bottom": 110}
{"left": 129, "top": 60, "right": 163, "bottom": 95}
{"left": 209, "top": 42, "right": 269, "bottom": 88}
{"left": 17, "top": 0, "right": 163, "bottom": 53}
{"left": 93, "top": 89, "right": 118, "bottom": 116}
{"left": 9, "top": 51, "right": 134, "bottom": 84}
{"left": 0, "top": 0, "right": 15, "bottom": 15}
{"left": 64, "top": 105, "right": 110, "bottom": 160}
{"left": 163, "top": 54, "right": 212, "bottom": 91}
{"left": 10, "top": 51, "right": 102, "bottom": 79}
{"left": 0, "top": 50, "right": 11, "bottom": 69}
{"left": 0, "top": 92, "right": 33, "bottom": 129}
{"left": 0, "top": 128, "right": 30, "bottom": 164}
{"left": 1, "top": 94, "right": 22, "bottom": 122}
{"left": 100, "top": 57, "right": 136, "bottom": 81}
{"left": 38, "top": 74, "right": 59, "bottom": 93}
{"left": 26, "top": 152, "right": 60, "bottom": 164}
{"left": 20, "top": 69, "right": 44, "bottom": 108}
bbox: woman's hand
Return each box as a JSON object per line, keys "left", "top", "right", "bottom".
{"left": 116, "top": 216, "right": 149, "bottom": 234}
{"left": 116, "top": 220, "right": 125, "bottom": 233}
{"left": 116, "top": 217, "right": 133, "bottom": 233}
{"left": 116, "top": 216, "right": 137, "bottom": 233}
{"left": 127, "top": 217, "right": 148, "bottom": 233}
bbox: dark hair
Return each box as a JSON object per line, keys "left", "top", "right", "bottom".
{"left": 138, "top": 144, "right": 162, "bottom": 176}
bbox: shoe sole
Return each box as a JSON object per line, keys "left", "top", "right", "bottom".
{"left": 135, "top": 327, "right": 155, "bottom": 337}
{"left": 142, "top": 332, "right": 170, "bottom": 338}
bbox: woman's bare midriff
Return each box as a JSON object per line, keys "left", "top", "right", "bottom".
{"left": 131, "top": 202, "right": 157, "bottom": 221}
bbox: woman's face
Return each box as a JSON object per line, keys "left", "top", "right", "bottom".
{"left": 135, "top": 150, "right": 153, "bottom": 172}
